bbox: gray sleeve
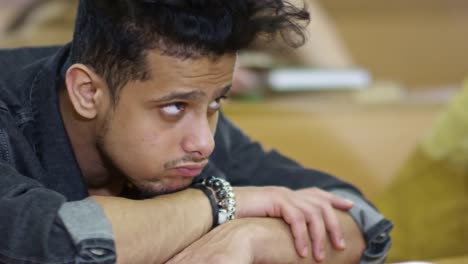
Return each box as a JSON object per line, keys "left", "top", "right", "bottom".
{"left": 330, "top": 189, "right": 393, "bottom": 264}
{"left": 58, "top": 198, "right": 116, "bottom": 264}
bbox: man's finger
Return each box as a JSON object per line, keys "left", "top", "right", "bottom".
{"left": 321, "top": 204, "right": 346, "bottom": 250}
{"left": 330, "top": 195, "right": 354, "bottom": 210}
{"left": 280, "top": 203, "right": 309, "bottom": 258}
{"left": 304, "top": 209, "right": 327, "bottom": 262}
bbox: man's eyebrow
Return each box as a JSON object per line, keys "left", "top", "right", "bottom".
{"left": 151, "top": 90, "right": 207, "bottom": 103}
{"left": 149, "top": 84, "right": 232, "bottom": 104}
{"left": 215, "top": 84, "right": 232, "bottom": 98}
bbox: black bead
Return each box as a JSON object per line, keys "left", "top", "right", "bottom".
{"left": 216, "top": 190, "right": 227, "bottom": 200}
{"left": 206, "top": 176, "right": 216, "bottom": 186}
{"left": 212, "top": 180, "right": 223, "bottom": 190}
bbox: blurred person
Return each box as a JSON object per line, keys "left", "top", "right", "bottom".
{"left": 376, "top": 81, "right": 468, "bottom": 261}
{"left": 0, "top": 0, "right": 392, "bottom": 264}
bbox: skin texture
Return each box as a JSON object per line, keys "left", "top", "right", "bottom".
{"left": 60, "top": 49, "right": 364, "bottom": 263}
{"left": 168, "top": 214, "right": 365, "bottom": 264}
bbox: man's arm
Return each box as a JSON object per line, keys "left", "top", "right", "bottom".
{"left": 0, "top": 150, "right": 214, "bottom": 264}
{"left": 91, "top": 189, "right": 212, "bottom": 264}
{"left": 251, "top": 212, "right": 365, "bottom": 264}
{"left": 0, "top": 157, "right": 214, "bottom": 264}
{"left": 0, "top": 162, "right": 82, "bottom": 264}
{"left": 168, "top": 211, "right": 365, "bottom": 264}
{"left": 1, "top": 157, "right": 357, "bottom": 264}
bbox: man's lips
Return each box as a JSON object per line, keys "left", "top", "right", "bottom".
{"left": 173, "top": 162, "right": 207, "bottom": 177}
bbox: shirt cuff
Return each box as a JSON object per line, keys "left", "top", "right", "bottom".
{"left": 58, "top": 198, "right": 116, "bottom": 264}
{"left": 330, "top": 189, "right": 393, "bottom": 264}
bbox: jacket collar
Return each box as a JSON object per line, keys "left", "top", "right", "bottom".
{"left": 30, "top": 44, "right": 88, "bottom": 201}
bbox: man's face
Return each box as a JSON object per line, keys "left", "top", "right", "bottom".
{"left": 96, "top": 51, "right": 236, "bottom": 197}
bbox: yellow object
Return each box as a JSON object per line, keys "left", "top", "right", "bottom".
{"left": 422, "top": 80, "right": 468, "bottom": 167}
{"left": 376, "top": 148, "right": 468, "bottom": 261}
{"left": 376, "top": 82, "right": 468, "bottom": 261}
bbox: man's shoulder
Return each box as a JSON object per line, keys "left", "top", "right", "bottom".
{"left": 0, "top": 45, "right": 63, "bottom": 105}
{"left": 0, "top": 45, "right": 62, "bottom": 79}
{"left": 0, "top": 45, "right": 63, "bottom": 93}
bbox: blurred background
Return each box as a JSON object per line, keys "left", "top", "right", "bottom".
{"left": 1, "top": 0, "right": 467, "bottom": 262}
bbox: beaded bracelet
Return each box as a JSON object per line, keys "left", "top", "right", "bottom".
{"left": 204, "top": 176, "right": 236, "bottom": 225}
{"left": 193, "top": 176, "right": 236, "bottom": 228}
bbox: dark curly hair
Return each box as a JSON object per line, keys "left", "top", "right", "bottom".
{"left": 70, "top": 0, "right": 310, "bottom": 101}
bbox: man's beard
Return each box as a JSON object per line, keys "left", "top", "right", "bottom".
{"left": 95, "top": 110, "right": 194, "bottom": 199}
{"left": 96, "top": 134, "right": 194, "bottom": 199}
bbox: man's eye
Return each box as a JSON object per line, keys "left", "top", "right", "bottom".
{"left": 161, "top": 103, "right": 186, "bottom": 115}
{"left": 209, "top": 100, "right": 220, "bottom": 110}
{"left": 209, "top": 96, "right": 228, "bottom": 110}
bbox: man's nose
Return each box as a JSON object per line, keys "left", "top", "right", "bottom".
{"left": 181, "top": 118, "right": 215, "bottom": 159}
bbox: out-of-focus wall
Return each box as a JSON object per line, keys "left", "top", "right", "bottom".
{"left": 223, "top": 97, "right": 444, "bottom": 199}
{"left": 0, "top": 0, "right": 77, "bottom": 47}
{"left": 322, "top": 0, "right": 468, "bottom": 88}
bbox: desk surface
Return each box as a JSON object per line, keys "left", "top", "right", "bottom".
{"left": 390, "top": 255, "right": 468, "bottom": 263}
{"left": 433, "top": 256, "right": 468, "bottom": 264}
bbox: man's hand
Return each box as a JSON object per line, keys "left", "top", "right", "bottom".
{"left": 234, "top": 187, "right": 354, "bottom": 262}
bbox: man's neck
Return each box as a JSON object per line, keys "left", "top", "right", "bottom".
{"left": 59, "top": 89, "right": 124, "bottom": 196}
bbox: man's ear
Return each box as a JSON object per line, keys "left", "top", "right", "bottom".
{"left": 65, "top": 64, "right": 106, "bottom": 119}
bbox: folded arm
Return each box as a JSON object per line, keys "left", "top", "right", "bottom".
{"left": 1, "top": 157, "right": 214, "bottom": 264}
{"left": 168, "top": 212, "right": 365, "bottom": 264}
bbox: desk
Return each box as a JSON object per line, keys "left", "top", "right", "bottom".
{"left": 391, "top": 255, "right": 468, "bottom": 263}
{"left": 433, "top": 256, "right": 468, "bottom": 264}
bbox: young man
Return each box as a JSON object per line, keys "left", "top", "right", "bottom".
{"left": 0, "top": 0, "right": 392, "bottom": 263}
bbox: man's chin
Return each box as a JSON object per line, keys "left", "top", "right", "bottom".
{"left": 132, "top": 178, "right": 193, "bottom": 199}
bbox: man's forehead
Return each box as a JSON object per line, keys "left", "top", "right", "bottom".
{"left": 147, "top": 50, "right": 237, "bottom": 74}
{"left": 142, "top": 50, "right": 235, "bottom": 94}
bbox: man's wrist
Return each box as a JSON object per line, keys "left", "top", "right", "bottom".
{"left": 158, "top": 188, "right": 215, "bottom": 234}
{"left": 192, "top": 176, "right": 237, "bottom": 228}
{"left": 191, "top": 184, "right": 219, "bottom": 228}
